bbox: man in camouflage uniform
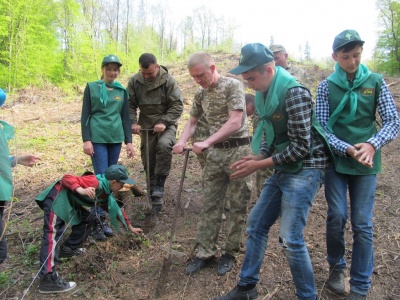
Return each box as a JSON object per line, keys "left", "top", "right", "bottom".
{"left": 128, "top": 53, "right": 183, "bottom": 213}
{"left": 173, "top": 51, "right": 252, "bottom": 276}
{"left": 270, "top": 44, "right": 307, "bottom": 84}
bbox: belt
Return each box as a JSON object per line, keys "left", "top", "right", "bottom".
{"left": 213, "top": 137, "right": 251, "bottom": 149}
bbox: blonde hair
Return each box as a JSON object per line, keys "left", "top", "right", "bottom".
{"left": 187, "top": 52, "right": 215, "bottom": 69}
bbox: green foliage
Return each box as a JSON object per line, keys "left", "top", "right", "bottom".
{"left": 374, "top": 0, "right": 400, "bottom": 75}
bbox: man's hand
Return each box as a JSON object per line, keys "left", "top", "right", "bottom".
{"left": 83, "top": 141, "right": 94, "bottom": 156}
{"left": 173, "top": 143, "right": 185, "bottom": 154}
{"left": 16, "top": 154, "right": 40, "bottom": 167}
{"left": 192, "top": 141, "right": 210, "bottom": 154}
{"left": 132, "top": 124, "right": 141, "bottom": 135}
{"left": 153, "top": 123, "right": 166, "bottom": 134}
{"left": 75, "top": 186, "right": 96, "bottom": 199}
{"left": 230, "top": 155, "right": 260, "bottom": 179}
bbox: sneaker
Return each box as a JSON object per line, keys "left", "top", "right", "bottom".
{"left": 347, "top": 291, "right": 367, "bottom": 300}
{"left": 90, "top": 219, "right": 107, "bottom": 241}
{"left": 326, "top": 266, "right": 346, "bottom": 294}
{"left": 186, "top": 257, "right": 210, "bottom": 275}
{"left": 59, "top": 245, "right": 86, "bottom": 258}
{"left": 217, "top": 253, "right": 235, "bottom": 276}
{"left": 39, "top": 272, "right": 77, "bottom": 294}
{"left": 100, "top": 216, "right": 113, "bottom": 237}
{"left": 152, "top": 186, "right": 164, "bottom": 198}
{"left": 214, "top": 285, "right": 258, "bottom": 300}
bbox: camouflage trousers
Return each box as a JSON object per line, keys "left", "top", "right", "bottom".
{"left": 196, "top": 145, "right": 252, "bottom": 258}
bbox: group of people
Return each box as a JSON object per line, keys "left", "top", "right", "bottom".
{"left": 0, "top": 28, "right": 399, "bottom": 300}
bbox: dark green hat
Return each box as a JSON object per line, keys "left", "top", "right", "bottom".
{"left": 332, "top": 29, "right": 364, "bottom": 52}
{"left": 229, "top": 43, "right": 274, "bottom": 75}
{"left": 105, "top": 165, "right": 136, "bottom": 184}
{"left": 101, "top": 54, "right": 122, "bottom": 67}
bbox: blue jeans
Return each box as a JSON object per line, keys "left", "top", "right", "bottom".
{"left": 238, "top": 169, "right": 324, "bottom": 300}
{"left": 90, "top": 143, "right": 122, "bottom": 217}
{"left": 325, "top": 164, "right": 376, "bottom": 296}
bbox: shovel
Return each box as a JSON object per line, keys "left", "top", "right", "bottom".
{"left": 154, "top": 147, "right": 191, "bottom": 298}
{"left": 140, "top": 128, "right": 153, "bottom": 210}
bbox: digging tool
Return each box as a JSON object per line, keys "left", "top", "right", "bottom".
{"left": 140, "top": 128, "right": 153, "bottom": 210}
{"left": 154, "top": 148, "right": 191, "bottom": 298}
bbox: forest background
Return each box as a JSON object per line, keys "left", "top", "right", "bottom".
{"left": 1, "top": 0, "right": 400, "bottom": 92}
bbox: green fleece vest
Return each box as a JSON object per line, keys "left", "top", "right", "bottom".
{"left": 86, "top": 82, "right": 125, "bottom": 143}
{"left": 328, "top": 73, "right": 382, "bottom": 175}
{"left": 268, "top": 84, "right": 329, "bottom": 173}
{"left": 0, "top": 121, "right": 14, "bottom": 201}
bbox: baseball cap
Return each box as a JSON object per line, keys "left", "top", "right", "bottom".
{"left": 0, "top": 88, "right": 6, "bottom": 107}
{"left": 101, "top": 54, "right": 122, "bottom": 67}
{"left": 332, "top": 29, "right": 364, "bottom": 52}
{"left": 270, "top": 44, "right": 286, "bottom": 53}
{"left": 105, "top": 165, "right": 136, "bottom": 184}
{"left": 229, "top": 43, "right": 274, "bottom": 75}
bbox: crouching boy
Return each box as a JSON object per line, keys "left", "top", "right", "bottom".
{"left": 35, "top": 164, "right": 143, "bottom": 294}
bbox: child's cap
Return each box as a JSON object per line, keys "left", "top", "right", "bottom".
{"left": 101, "top": 54, "right": 122, "bottom": 67}
{"left": 270, "top": 44, "right": 286, "bottom": 53}
{"left": 333, "top": 29, "right": 365, "bottom": 52}
{"left": 0, "top": 88, "right": 6, "bottom": 107}
{"left": 229, "top": 43, "right": 274, "bottom": 75}
{"left": 105, "top": 165, "right": 136, "bottom": 184}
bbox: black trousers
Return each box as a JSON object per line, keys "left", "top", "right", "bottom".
{"left": 0, "top": 201, "right": 7, "bottom": 263}
{"left": 39, "top": 188, "right": 92, "bottom": 276}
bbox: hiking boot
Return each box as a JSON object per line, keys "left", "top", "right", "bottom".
{"left": 151, "top": 204, "right": 163, "bottom": 216}
{"left": 100, "top": 215, "right": 113, "bottom": 237}
{"left": 59, "top": 245, "right": 86, "bottom": 258}
{"left": 90, "top": 219, "right": 107, "bottom": 241}
{"left": 217, "top": 253, "right": 235, "bottom": 276}
{"left": 152, "top": 186, "right": 164, "bottom": 198}
{"left": 214, "top": 285, "right": 258, "bottom": 300}
{"left": 186, "top": 257, "right": 211, "bottom": 275}
{"left": 39, "top": 272, "right": 76, "bottom": 294}
{"left": 347, "top": 291, "right": 367, "bottom": 300}
{"left": 327, "top": 266, "right": 346, "bottom": 294}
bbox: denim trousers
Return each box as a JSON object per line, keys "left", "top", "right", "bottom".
{"left": 324, "top": 164, "right": 376, "bottom": 296}
{"left": 238, "top": 168, "right": 324, "bottom": 300}
{"left": 90, "top": 142, "right": 122, "bottom": 217}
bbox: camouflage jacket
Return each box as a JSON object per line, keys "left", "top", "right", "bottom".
{"left": 127, "top": 66, "right": 183, "bottom": 129}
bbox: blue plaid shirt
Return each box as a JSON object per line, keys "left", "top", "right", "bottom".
{"left": 258, "top": 87, "right": 330, "bottom": 169}
{"left": 316, "top": 78, "right": 400, "bottom": 157}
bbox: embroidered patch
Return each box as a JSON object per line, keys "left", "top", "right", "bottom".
{"left": 271, "top": 113, "right": 283, "bottom": 121}
{"left": 360, "top": 88, "right": 374, "bottom": 96}
{"left": 114, "top": 96, "right": 122, "bottom": 101}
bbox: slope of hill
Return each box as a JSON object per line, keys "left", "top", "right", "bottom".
{"left": 1, "top": 53, "right": 399, "bottom": 300}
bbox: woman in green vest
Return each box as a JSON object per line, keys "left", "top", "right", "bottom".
{"left": 81, "top": 55, "right": 134, "bottom": 241}
{"left": 316, "top": 30, "right": 400, "bottom": 300}
{"left": 0, "top": 88, "right": 40, "bottom": 264}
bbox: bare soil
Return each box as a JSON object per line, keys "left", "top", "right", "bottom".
{"left": 1, "top": 53, "right": 400, "bottom": 300}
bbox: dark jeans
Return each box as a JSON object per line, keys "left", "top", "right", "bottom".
{"left": 39, "top": 188, "right": 92, "bottom": 276}
{"left": 0, "top": 201, "right": 7, "bottom": 263}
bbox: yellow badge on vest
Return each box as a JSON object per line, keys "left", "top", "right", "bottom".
{"left": 114, "top": 96, "right": 123, "bottom": 101}
{"left": 360, "top": 88, "right": 375, "bottom": 96}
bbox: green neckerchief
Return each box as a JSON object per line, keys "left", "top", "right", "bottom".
{"left": 95, "top": 174, "right": 127, "bottom": 232}
{"left": 0, "top": 120, "right": 15, "bottom": 140}
{"left": 326, "top": 63, "right": 371, "bottom": 133}
{"left": 96, "top": 80, "right": 126, "bottom": 107}
{"left": 251, "top": 66, "right": 296, "bottom": 154}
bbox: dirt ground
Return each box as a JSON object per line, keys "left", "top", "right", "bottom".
{"left": 1, "top": 53, "right": 399, "bottom": 300}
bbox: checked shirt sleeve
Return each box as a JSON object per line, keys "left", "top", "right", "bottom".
{"left": 316, "top": 80, "right": 351, "bottom": 156}
{"left": 366, "top": 79, "right": 400, "bottom": 149}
